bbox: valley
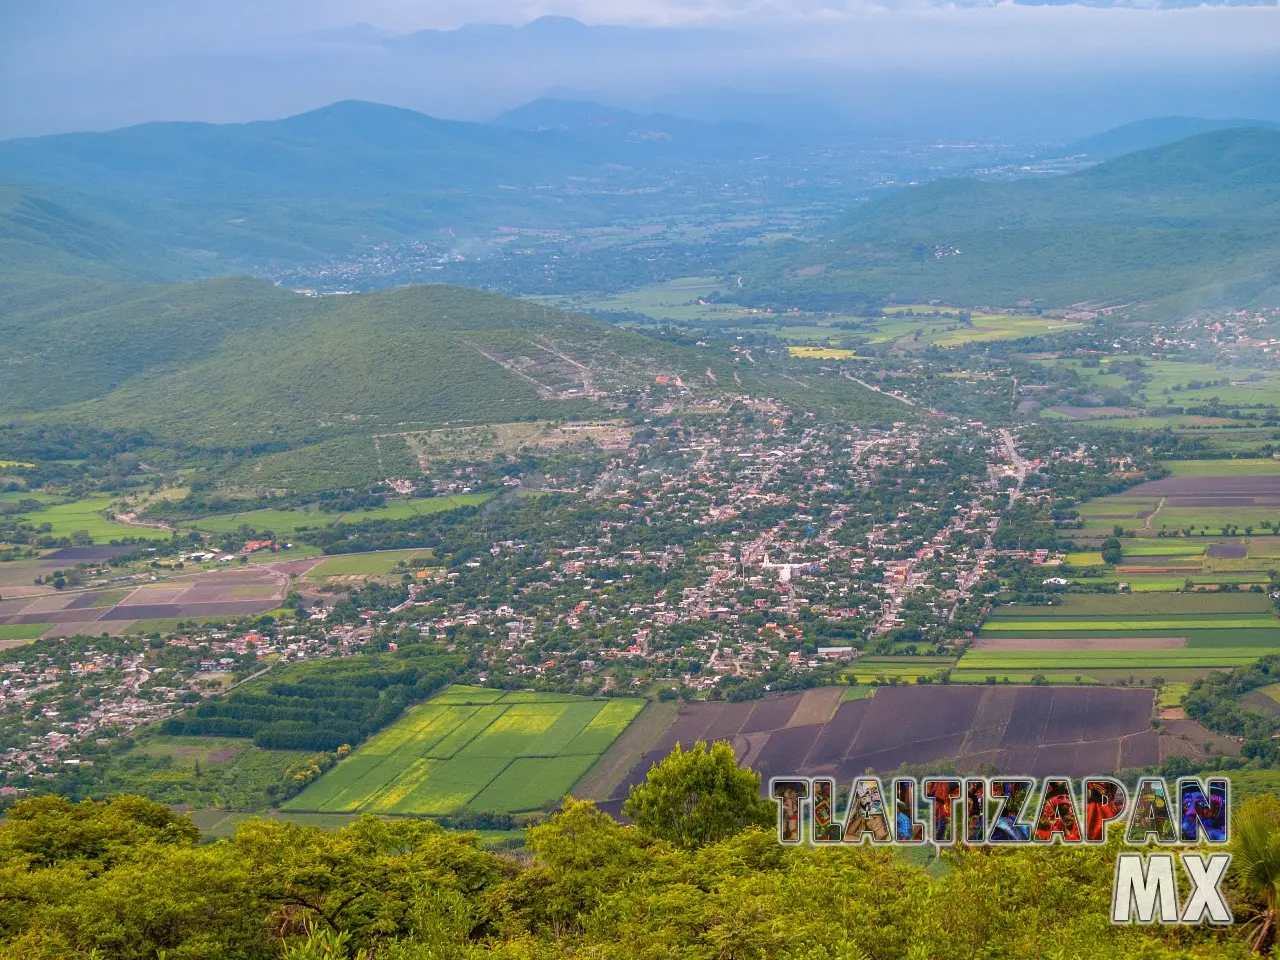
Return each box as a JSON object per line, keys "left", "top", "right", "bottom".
{"left": 4, "top": 94, "right": 1280, "bottom": 913}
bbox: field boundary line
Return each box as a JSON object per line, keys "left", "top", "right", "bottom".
{"left": 574, "top": 699, "right": 677, "bottom": 802}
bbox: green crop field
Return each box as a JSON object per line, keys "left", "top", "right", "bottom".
{"left": 957, "top": 648, "right": 1263, "bottom": 672}
{"left": 305, "top": 550, "right": 433, "bottom": 579}
{"left": 990, "top": 594, "right": 1272, "bottom": 617}
{"left": 188, "top": 493, "right": 495, "bottom": 538}
{"left": 1164, "top": 459, "right": 1280, "bottom": 477}
{"left": 972, "top": 593, "right": 1274, "bottom": 655}
{"left": 8, "top": 496, "right": 170, "bottom": 543}
{"left": 0, "top": 623, "right": 50, "bottom": 642}
{"left": 284, "top": 686, "right": 645, "bottom": 816}
{"left": 1122, "top": 543, "right": 1207, "bottom": 558}
{"left": 982, "top": 617, "right": 1278, "bottom": 632}
{"left": 1065, "top": 551, "right": 1105, "bottom": 566}
{"left": 469, "top": 756, "right": 599, "bottom": 814}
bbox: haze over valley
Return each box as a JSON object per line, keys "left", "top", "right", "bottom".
{"left": 5, "top": 7, "right": 1280, "bottom": 958}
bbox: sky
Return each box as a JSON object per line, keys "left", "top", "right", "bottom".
{"left": 3, "top": 1, "right": 1280, "bottom": 139}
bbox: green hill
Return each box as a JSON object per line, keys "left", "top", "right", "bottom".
{"left": 0, "top": 180, "right": 196, "bottom": 283}
{"left": 2, "top": 279, "right": 906, "bottom": 468}
{"left": 1066, "top": 116, "right": 1280, "bottom": 160}
{"left": 739, "top": 127, "right": 1280, "bottom": 310}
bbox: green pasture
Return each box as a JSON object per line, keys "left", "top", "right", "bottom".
{"left": 1121, "top": 543, "right": 1207, "bottom": 558}
{"left": 305, "top": 550, "right": 433, "bottom": 579}
{"left": 0, "top": 491, "right": 62, "bottom": 504}
{"left": 1158, "top": 507, "right": 1280, "bottom": 532}
{"left": 865, "top": 309, "right": 1082, "bottom": 347}
{"left": 1065, "top": 552, "right": 1104, "bottom": 566}
{"left": 428, "top": 684, "right": 508, "bottom": 705}
{"left": 8, "top": 496, "right": 169, "bottom": 543}
{"left": 1074, "top": 498, "right": 1160, "bottom": 518}
{"left": 1158, "top": 682, "right": 1190, "bottom": 708}
{"left": 958, "top": 649, "right": 1264, "bottom": 670}
{"left": 529, "top": 277, "right": 739, "bottom": 326}
{"left": 1163, "top": 459, "right": 1280, "bottom": 477}
{"left": 285, "top": 688, "right": 644, "bottom": 816}
{"left": 124, "top": 617, "right": 235, "bottom": 635}
{"left": 1058, "top": 416, "right": 1250, "bottom": 431}
{"left": 0, "top": 624, "right": 49, "bottom": 642}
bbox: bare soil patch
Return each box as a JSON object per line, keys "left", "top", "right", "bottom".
{"left": 1048, "top": 406, "right": 1139, "bottom": 419}
{"left": 604, "top": 685, "right": 1157, "bottom": 810}
{"left": 788, "top": 686, "right": 844, "bottom": 726}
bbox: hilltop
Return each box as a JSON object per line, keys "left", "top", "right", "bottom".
{"left": 1066, "top": 115, "right": 1280, "bottom": 160}
{"left": 737, "top": 127, "right": 1280, "bottom": 310}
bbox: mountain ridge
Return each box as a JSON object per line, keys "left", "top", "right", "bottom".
{"left": 739, "top": 127, "right": 1280, "bottom": 310}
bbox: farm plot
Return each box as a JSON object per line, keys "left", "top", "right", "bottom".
{"left": 0, "top": 564, "right": 289, "bottom": 637}
{"left": 1084, "top": 471, "right": 1280, "bottom": 537}
{"left": 594, "top": 685, "right": 1168, "bottom": 819}
{"left": 305, "top": 550, "right": 432, "bottom": 580}
{"left": 285, "top": 687, "right": 644, "bottom": 816}
{"left": 971, "top": 592, "right": 1280, "bottom": 679}
{"left": 6, "top": 496, "right": 170, "bottom": 544}
{"left": 0, "top": 623, "right": 51, "bottom": 643}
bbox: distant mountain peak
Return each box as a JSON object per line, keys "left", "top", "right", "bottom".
{"left": 521, "top": 16, "right": 590, "bottom": 32}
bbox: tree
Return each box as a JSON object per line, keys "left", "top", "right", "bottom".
{"left": 1233, "top": 795, "right": 1280, "bottom": 952}
{"left": 1100, "top": 537, "right": 1123, "bottom": 565}
{"left": 623, "top": 741, "right": 773, "bottom": 849}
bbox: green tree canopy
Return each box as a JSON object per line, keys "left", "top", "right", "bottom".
{"left": 622, "top": 740, "right": 774, "bottom": 848}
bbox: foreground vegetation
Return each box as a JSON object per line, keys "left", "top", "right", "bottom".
{"left": 0, "top": 743, "right": 1265, "bottom": 960}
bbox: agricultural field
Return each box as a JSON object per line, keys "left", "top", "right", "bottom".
{"left": 788, "top": 346, "right": 860, "bottom": 360}
{"left": 594, "top": 685, "right": 1186, "bottom": 819}
{"left": 845, "top": 655, "right": 957, "bottom": 684}
{"left": 530, "top": 277, "right": 748, "bottom": 326}
{"left": 0, "top": 623, "right": 51, "bottom": 642}
{"left": 1074, "top": 464, "right": 1280, "bottom": 537}
{"left": 0, "top": 563, "right": 291, "bottom": 638}
{"left": 284, "top": 687, "right": 645, "bottom": 816}
{"left": 187, "top": 493, "right": 495, "bottom": 539}
{"left": 863, "top": 308, "right": 1083, "bottom": 348}
{"left": 1064, "top": 460, "right": 1280, "bottom": 589}
{"left": 964, "top": 592, "right": 1280, "bottom": 683}
{"left": 305, "top": 549, "right": 433, "bottom": 581}
{"left": 1031, "top": 358, "right": 1280, "bottom": 413}
{"left": 6, "top": 496, "right": 169, "bottom": 543}
{"left": 1163, "top": 459, "right": 1280, "bottom": 477}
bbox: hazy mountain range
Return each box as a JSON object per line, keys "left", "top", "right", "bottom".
{"left": 6, "top": 13, "right": 1280, "bottom": 140}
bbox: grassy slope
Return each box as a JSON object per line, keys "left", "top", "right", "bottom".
{"left": 742, "top": 128, "right": 1280, "bottom": 309}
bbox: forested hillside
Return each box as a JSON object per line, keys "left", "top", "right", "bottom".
{"left": 1, "top": 276, "right": 907, "bottom": 454}
{"left": 739, "top": 128, "right": 1280, "bottom": 310}
{"left": 1066, "top": 116, "right": 1280, "bottom": 160}
{"left": 0, "top": 182, "right": 193, "bottom": 283}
